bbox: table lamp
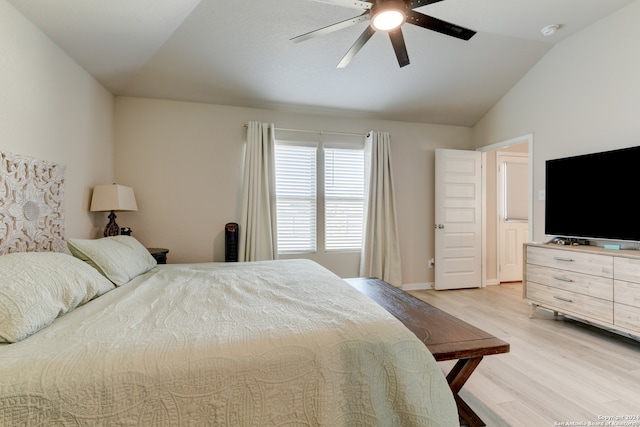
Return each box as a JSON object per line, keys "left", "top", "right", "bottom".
{"left": 90, "top": 184, "right": 138, "bottom": 237}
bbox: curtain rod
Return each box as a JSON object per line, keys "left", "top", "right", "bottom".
{"left": 244, "top": 124, "right": 367, "bottom": 138}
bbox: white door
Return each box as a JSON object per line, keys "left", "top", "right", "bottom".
{"left": 497, "top": 152, "right": 529, "bottom": 282}
{"left": 434, "top": 149, "right": 482, "bottom": 290}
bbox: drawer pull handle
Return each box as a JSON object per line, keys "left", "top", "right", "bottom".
{"left": 553, "top": 275, "right": 574, "bottom": 283}
{"left": 554, "top": 257, "right": 575, "bottom": 262}
{"left": 553, "top": 295, "right": 573, "bottom": 303}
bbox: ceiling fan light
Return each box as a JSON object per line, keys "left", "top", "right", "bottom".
{"left": 371, "top": 1, "right": 406, "bottom": 31}
{"left": 372, "top": 10, "right": 405, "bottom": 31}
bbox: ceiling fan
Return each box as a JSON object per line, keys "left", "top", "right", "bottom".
{"left": 291, "top": 0, "right": 476, "bottom": 68}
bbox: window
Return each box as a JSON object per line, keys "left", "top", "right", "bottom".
{"left": 274, "top": 144, "right": 317, "bottom": 253}
{"left": 324, "top": 147, "right": 365, "bottom": 250}
{"left": 274, "top": 141, "right": 364, "bottom": 254}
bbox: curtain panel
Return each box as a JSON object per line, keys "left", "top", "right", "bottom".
{"left": 359, "top": 131, "right": 403, "bottom": 286}
{"left": 238, "top": 122, "right": 277, "bottom": 261}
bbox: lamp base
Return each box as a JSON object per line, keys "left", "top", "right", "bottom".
{"left": 104, "top": 211, "right": 120, "bottom": 237}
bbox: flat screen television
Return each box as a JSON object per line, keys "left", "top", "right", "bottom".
{"left": 545, "top": 145, "right": 640, "bottom": 242}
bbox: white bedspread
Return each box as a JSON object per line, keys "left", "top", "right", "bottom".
{"left": 0, "top": 259, "right": 457, "bottom": 426}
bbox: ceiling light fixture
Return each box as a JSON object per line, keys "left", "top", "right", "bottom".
{"left": 540, "top": 24, "right": 559, "bottom": 37}
{"left": 371, "top": 1, "right": 406, "bottom": 32}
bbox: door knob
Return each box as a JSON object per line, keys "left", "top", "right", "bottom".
{"left": 435, "top": 224, "right": 445, "bottom": 229}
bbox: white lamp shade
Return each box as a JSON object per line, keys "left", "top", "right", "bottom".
{"left": 90, "top": 184, "right": 138, "bottom": 212}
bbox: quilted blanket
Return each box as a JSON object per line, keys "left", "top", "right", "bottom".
{"left": 0, "top": 259, "right": 457, "bottom": 426}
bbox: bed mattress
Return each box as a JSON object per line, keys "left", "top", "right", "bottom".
{"left": 0, "top": 259, "right": 457, "bottom": 426}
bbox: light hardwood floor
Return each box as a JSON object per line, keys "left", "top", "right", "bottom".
{"left": 409, "top": 283, "right": 640, "bottom": 427}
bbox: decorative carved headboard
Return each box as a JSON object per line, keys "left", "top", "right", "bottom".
{"left": 0, "top": 150, "right": 67, "bottom": 255}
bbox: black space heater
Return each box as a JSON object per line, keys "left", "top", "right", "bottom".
{"left": 225, "top": 222, "right": 238, "bottom": 262}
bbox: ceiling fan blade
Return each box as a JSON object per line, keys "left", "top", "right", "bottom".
{"left": 406, "top": 10, "right": 476, "bottom": 40}
{"left": 337, "top": 25, "right": 376, "bottom": 68}
{"left": 291, "top": 12, "right": 370, "bottom": 43}
{"left": 310, "top": 0, "right": 372, "bottom": 10}
{"left": 388, "top": 28, "right": 410, "bottom": 67}
{"left": 407, "top": 0, "right": 445, "bottom": 9}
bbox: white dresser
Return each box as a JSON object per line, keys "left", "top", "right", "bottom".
{"left": 524, "top": 243, "right": 640, "bottom": 336}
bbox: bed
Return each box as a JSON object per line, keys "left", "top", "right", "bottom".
{"left": 0, "top": 151, "right": 458, "bottom": 426}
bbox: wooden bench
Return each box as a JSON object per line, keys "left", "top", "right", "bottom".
{"left": 345, "top": 278, "right": 510, "bottom": 427}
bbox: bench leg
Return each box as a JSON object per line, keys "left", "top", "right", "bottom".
{"left": 455, "top": 394, "right": 485, "bottom": 427}
{"left": 445, "top": 357, "right": 485, "bottom": 427}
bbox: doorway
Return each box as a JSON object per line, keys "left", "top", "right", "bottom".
{"left": 497, "top": 151, "right": 528, "bottom": 282}
{"left": 478, "top": 134, "right": 532, "bottom": 286}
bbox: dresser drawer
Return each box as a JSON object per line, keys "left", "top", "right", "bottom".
{"left": 614, "top": 303, "right": 640, "bottom": 333}
{"left": 526, "top": 264, "right": 613, "bottom": 301}
{"left": 526, "top": 246, "right": 613, "bottom": 278}
{"left": 526, "top": 282, "right": 613, "bottom": 323}
{"left": 613, "top": 257, "right": 640, "bottom": 284}
{"left": 614, "top": 280, "right": 640, "bottom": 309}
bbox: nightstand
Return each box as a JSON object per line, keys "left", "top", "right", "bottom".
{"left": 147, "top": 247, "right": 169, "bottom": 264}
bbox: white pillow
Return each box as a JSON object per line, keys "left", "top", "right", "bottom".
{"left": 67, "top": 236, "right": 157, "bottom": 286}
{"left": 0, "top": 252, "right": 115, "bottom": 343}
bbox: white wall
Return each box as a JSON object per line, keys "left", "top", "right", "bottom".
{"left": 472, "top": 0, "right": 640, "bottom": 243}
{"left": 2, "top": 0, "right": 473, "bottom": 286}
{"left": 0, "top": 0, "right": 115, "bottom": 238}
{"left": 114, "top": 97, "right": 473, "bottom": 285}
{"left": 8, "top": 0, "right": 635, "bottom": 284}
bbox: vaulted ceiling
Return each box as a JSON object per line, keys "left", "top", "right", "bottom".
{"left": 10, "top": 0, "right": 634, "bottom": 126}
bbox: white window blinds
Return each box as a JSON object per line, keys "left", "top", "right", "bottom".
{"left": 324, "top": 147, "right": 364, "bottom": 251}
{"left": 274, "top": 144, "right": 317, "bottom": 253}
{"left": 274, "top": 141, "right": 364, "bottom": 254}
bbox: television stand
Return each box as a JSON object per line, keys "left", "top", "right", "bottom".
{"left": 524, "top": 243, "right": 640, "bottom": 337}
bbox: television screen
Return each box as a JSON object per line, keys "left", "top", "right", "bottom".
{"left": 545, "top": 145, "right": 640, "bottom": 242}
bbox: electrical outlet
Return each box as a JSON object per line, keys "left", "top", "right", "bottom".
{"left": 428, "top": 258, "right": 435, "bottom": 268}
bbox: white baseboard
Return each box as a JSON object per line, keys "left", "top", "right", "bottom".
{"left": 402, "top": 282, "right": 434, "bottom": 291}
{"left": 404, "top": 280, "right": 501, "bottom": 289}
